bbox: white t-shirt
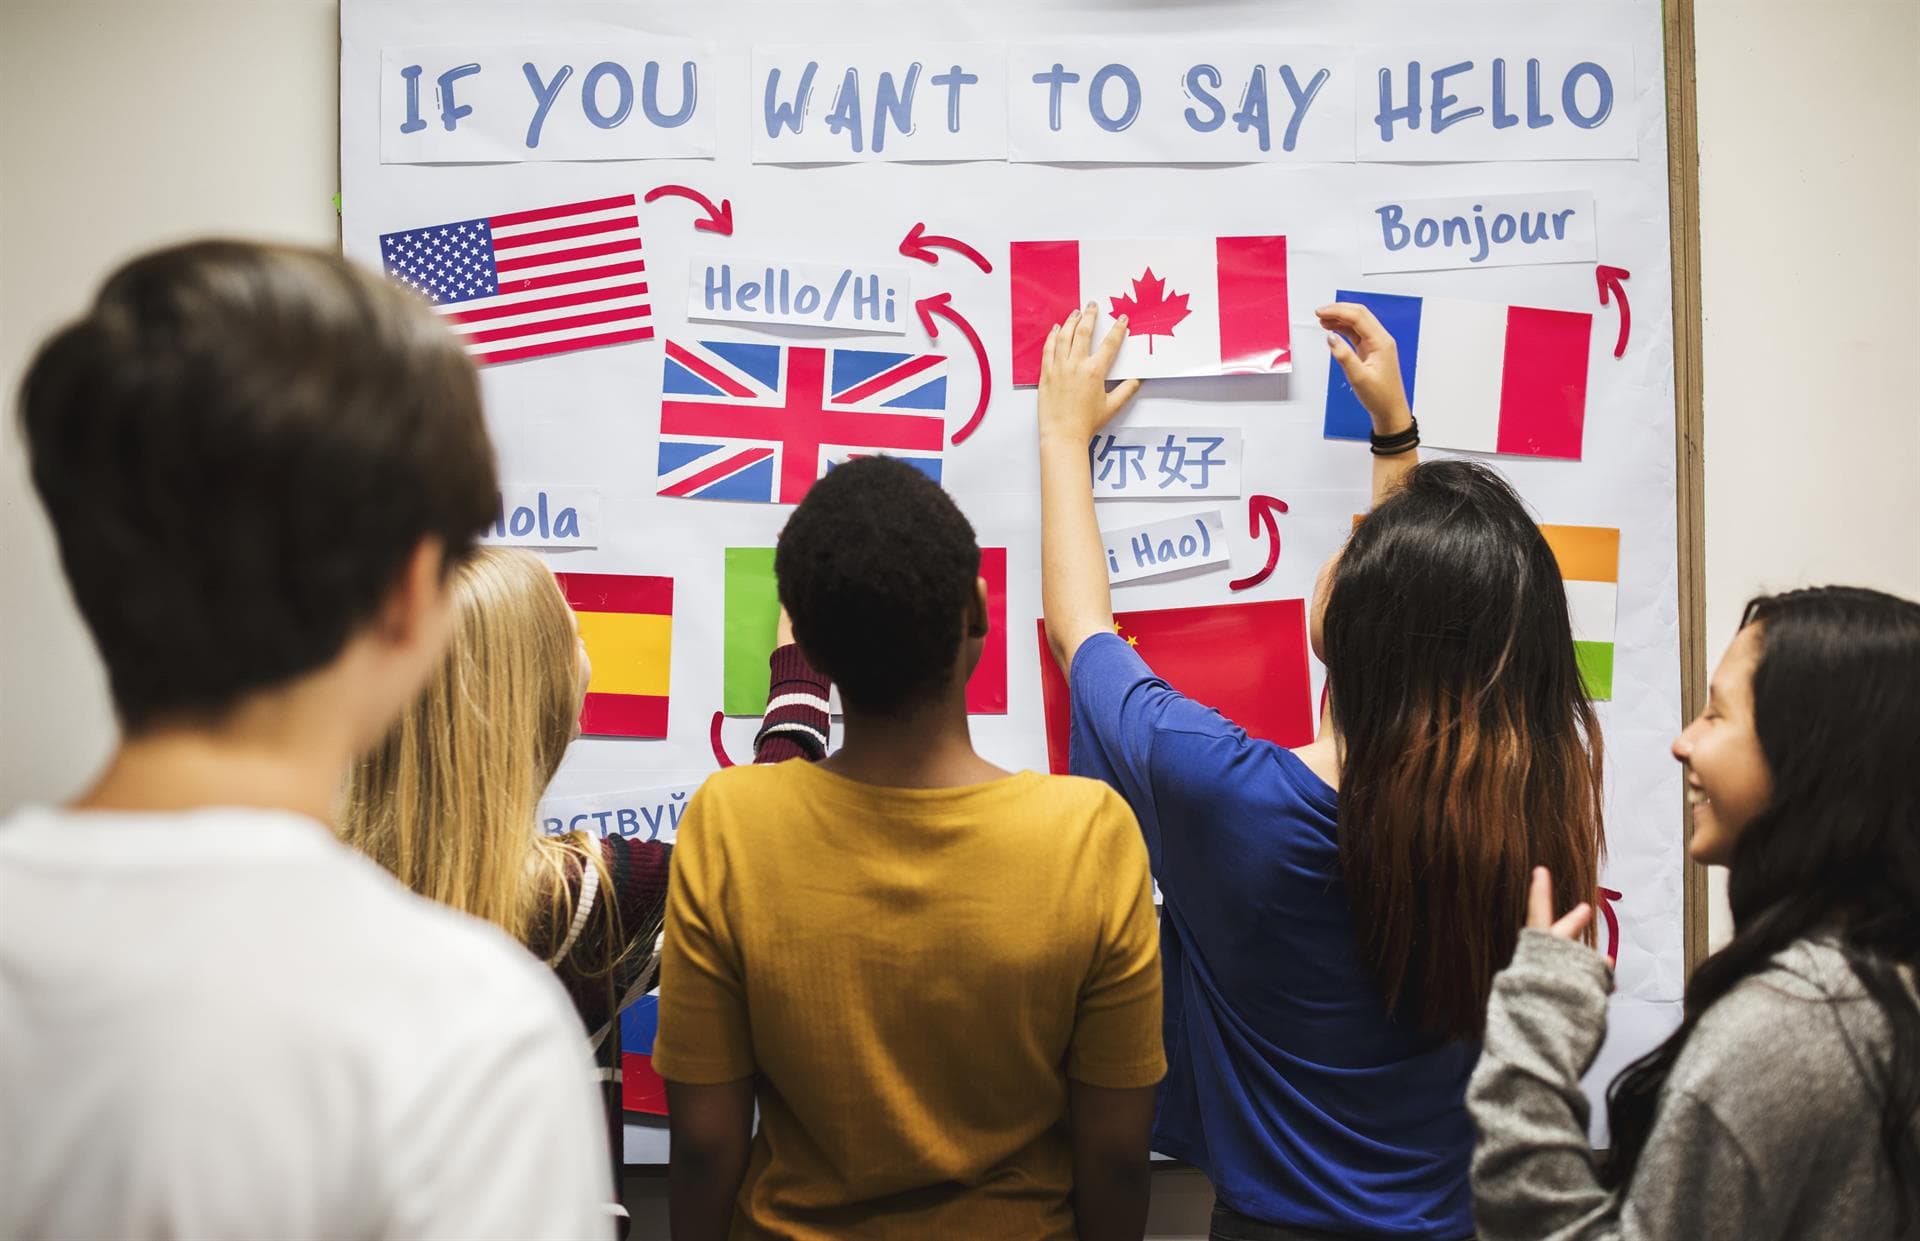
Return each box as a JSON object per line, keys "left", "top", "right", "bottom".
{"left": 0, "top": 806, "right": 613, "bottom": 1240}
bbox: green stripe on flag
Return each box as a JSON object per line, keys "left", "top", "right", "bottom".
{"left": 1574, "top": 640, "right": 1614, "bottom": 702}
{"left": 723, "top": 547, "right": 779, "bottom": 716}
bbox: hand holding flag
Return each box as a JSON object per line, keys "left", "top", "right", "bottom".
{"left": 1318, "top": 302, "right": 1413, "bottom": 434}
{"left": 1036, "top": 302, "right": 1142, "bottom": 446}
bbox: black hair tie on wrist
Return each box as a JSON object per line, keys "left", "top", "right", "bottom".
{"left": 1369, "top": 416, "right": 1420, "bottom": 457}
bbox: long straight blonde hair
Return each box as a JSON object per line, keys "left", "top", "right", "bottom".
{"left": 343, "top": 547, "right": 621, "bottom": 968}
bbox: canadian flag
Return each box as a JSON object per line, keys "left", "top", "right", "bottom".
{"left": 1010, "top": 236, "right": 1291, "bottom": 384}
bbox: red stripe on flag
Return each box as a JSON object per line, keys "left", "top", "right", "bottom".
{"left": 461, "top": 304, "right": 652, "bottom": 347}
{"left": 1215, "top": 236, "right": 1292, "bottom": 374}
{"left": 965, "top": 547, "right": 1008, "bottom": 714}
{"left": 473, "top": 325, "right": 654, "bottom": 366}
{"left": 446, "top": 282, "right": 651, "bottom": 326}
{"left": 555, "top": 572, "right": 674, "bottom": 616}
{"left": 1009, "top": 241, "right": 1081, "bottom": 386}
{"left": 494, "top": 237, "right": 644, "bottom": 274}
{"left": 833, "top": 353, "right": 943, "bottom": 404}
{"left": 491, "top": 215, "right": 639, "bottom": 252}
{"left": 580, "top": 691, "right": 670, "bottom": 739}
{"left": 489, "top": 194, "right": 638, "bottom": 229}
{"left": 622, "top": 1052, "right": 670, "bottom": 1116}
{"left": 1497, "top": 306, "right": 1591, "bottom": 459}
{"left": 665, "top": 340, "right": 757, "bottom": 398}
{"left": 658, "top": 447, "right": 775, "bottom": 497}
{"left": 504, "top": 258, "right": 648, "bottom": 293}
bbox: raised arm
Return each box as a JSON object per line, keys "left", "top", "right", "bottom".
{"left": 1038, "top": 303, "right": 1141, "bottom": 674}
{"left": 1318, "top": 302, "right": 1418, "bottom": 508}
{"left": 752, "top": 605, "right": 830, "bottom": 763}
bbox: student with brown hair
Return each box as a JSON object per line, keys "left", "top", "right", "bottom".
{"left": 1038, "top": 303, "right": 1604, "bottom": 1239}
{"left": 0, "top": 242, "right": 611, "bottom": 1239}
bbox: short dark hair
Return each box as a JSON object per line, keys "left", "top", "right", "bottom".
{"left": 19, "top": 240, "right": 498, "bottom": 732}
{"left": 775, "top": 457, "right": 980, "bottom": 715}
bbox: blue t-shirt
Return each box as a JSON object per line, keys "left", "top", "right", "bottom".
{"left": 1069, "top": 633, "right": 1476, "bottom": 1239}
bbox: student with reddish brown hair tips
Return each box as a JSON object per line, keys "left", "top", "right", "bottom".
{"left": 1038, "top": 303, "right": 1605, "bottom": 1239}
{"left": 654, "top": 456, "right": 1166, "bottom": 1241}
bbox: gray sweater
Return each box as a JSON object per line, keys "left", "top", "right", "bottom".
{"left": 1468, "top": 930, "right": 1916, "bottom": 1240}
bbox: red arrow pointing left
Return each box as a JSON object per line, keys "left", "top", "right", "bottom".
{"left": 1228, "top": 495, "right": 1289, "bottom": 592}
{"left": 915, "top": 293, "right": 992, "bottom": 446}
{"left": 900, "top": 222, "right": 994, "bottom": 274}
{"left": 1596, "top": 265, "right": 1631, "bottom": 359}
{"left": 644, "top": 184, "right": 734, "bottom": 235}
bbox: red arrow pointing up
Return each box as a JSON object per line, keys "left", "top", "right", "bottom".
{"left": 1596, "top": 265, "right": 1631, "bottom": 359}
{"left": 915, "top": 293, "right": 992, "bottom": 446}
{"left": 643, "top": 184, "right": 734, "bottom": 235}
{"left": 1228, "top": 495, "right": 1289, "bottom": 592}
{"left": 1598, "top": 885, "right": 1623, "bottom": 965}
{"left": 708, "top": 709, "right": 738, "bottom": 768}
{"left": 899, "top": 222, "right": 994, "bottom": 274}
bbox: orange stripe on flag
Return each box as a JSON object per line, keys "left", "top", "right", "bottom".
{"left": 1538, "top": 524, "right": 1619, "bottom": 584}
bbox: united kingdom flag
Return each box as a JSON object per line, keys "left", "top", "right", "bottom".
{"left": 655, "top": 339, "right": 948, "bottom": 504}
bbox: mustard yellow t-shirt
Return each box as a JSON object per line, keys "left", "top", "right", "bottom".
{"left": 652, "top": 760, "right": 1165, "bottom": 1240}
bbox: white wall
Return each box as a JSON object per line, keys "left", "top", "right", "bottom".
{"left": 1, "top": 0, "right": 1915, "bottom": 1231}
{"left": 1693, "top": 0, "right": 1920, "bottom": 946}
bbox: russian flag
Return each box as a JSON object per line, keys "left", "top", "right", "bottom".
{"left": 1010, "top": 236, "right": 1291, "bottom": 384}
{"left": 1324, "top": 289, "right": 1593, "bottom": 459}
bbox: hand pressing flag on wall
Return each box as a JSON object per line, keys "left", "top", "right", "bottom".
{"left": 555, "top": 572, "right": 673, "bottom": 739}
{"left": 723, "top": 547, "right": 1007, "bottom": 715}
{"left": 1324, "top": 289, "right": 1592, "bottom": 459}
{"left": 657, "top": 339, "right": 947, "bottom": 505}
{"left": 378, "top": 194, "right": 652, "bottom": 366}
{"left": 1035, "top": 598, "right": 1314, "bottom": 775}
{"left": 1010, "top": 235, "right": 1291, "bottom": 383}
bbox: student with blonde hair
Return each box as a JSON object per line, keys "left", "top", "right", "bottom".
{"left": 344, "top": 546, "right": 669, "bottom": 1035}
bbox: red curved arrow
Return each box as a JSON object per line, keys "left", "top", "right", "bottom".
{"left": 1596, "top": 265, "right": 1631, "bottom": 359}
{"left": 1598, "top": 885, "right": 1623, "bottom": 966}
{"left": 1228, "top": 495, "right": 1289, "bottom": 592}
{"left": 900, "top": 222, "right": 994, "bottom": 274}
{"left": 709, "top": 710, "right": 739, "bottom": 769}
{"left": 643, "top": 184, "right": 734, "bottom": 236}
{"left": 915, "top": 293, "right": 991, "bottom": 446}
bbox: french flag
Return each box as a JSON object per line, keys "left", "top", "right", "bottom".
{"left": 1010, "top": 236, "right": 1291, "bottom": 384}
{"left": 1324, "top": 289, "right": 1593, "bottom": 460}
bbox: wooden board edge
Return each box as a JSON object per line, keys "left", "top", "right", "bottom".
{"left": 1665, "top": 0, "right": 1711, "bottom": 976}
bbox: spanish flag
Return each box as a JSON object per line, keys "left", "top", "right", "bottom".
{"left": 554, "top": 572, "right": 674, "bottom": 739}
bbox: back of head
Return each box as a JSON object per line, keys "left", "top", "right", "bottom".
{"left": 344, "top": 548, "right": 582, "bottom": 943}
{"left": 1325, "top": 460, "right": 1604, "bottom": 1040}
{"left": 774, "top": 456, "right": 981, "bottom": 716}
{"left": 18, "top": 240, "right": 498, "bottom": 733}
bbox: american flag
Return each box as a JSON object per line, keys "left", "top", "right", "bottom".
{"left": 377, "top": 193, "right": 653, "bottom": 367}
{"left": 655, "top": 339, "right": 947, "bottom": 505}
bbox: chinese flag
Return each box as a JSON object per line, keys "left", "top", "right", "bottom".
{"left": 554, "top": 572, "right": 674, "bottom": 739}
{"left": 1035, "top": 599, "right": 1315, "bottom": 775}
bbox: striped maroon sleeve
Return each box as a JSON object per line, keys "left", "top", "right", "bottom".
{"left": 753, "top": 643, "right": 830, "bottom": 764}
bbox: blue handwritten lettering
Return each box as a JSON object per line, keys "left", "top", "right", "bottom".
{"left": 1089, "top": 63, "right": 1141, "bottom": 132}
{"left": 930, "top": 65, "right": 978, "bottom": 133}
{"left": 582, "top": 61, "right": 634, "bottom": 129}
{"left": 642, "top": 60, "right": 698, "bottom": 128}
{"left": 435, "top": 63, "right": 482, "bottom": 132}
{"left": 398, "top": 64, "right": 427, "bottom": 134}
{"left": 763, "top": 62, "right": 817, "bottom": 138}
{"left": 1183, "top": 65, "right": 1225, "bottom": 132}
{"left": 522, "top": 63, "right": 573, "bottom": 148}
{"left": 1033, "top": 63, "right": 1081, "bottom": 133}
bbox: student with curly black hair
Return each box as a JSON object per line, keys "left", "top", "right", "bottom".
{"left": 654, "top": 456, "right": 1167, "bottom": 1241}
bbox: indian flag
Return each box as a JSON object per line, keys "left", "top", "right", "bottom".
{"left": 554, "top": 572, "right": 674, "bottom": 738}
{"left": 1539, "top": 524, "right": 1620, "bottom": 701}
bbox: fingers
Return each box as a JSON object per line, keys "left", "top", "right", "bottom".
{"left": 1104, "top": 377, "right": 1141, "bottom": 417}
{"left": 1315, "top": 302, "right": 1391, "bottom": 354}
{"left": 1325, "top": 329, "right": 1359, "bottom": 373}
{"left": 1526, "top": 866, "right": 1554, "bottom": 930}
{"left": 1041, "top": 323, "right": 1061, "bottom": 379}
{"left": 1094, "top": 314, "right": 1130, "bottom": 372}
{"left": 1551, "top": 903, "right": 1595, "bottom": 941}
{"left": 1070, "top": 300, "right": 1099, "bottom": 356}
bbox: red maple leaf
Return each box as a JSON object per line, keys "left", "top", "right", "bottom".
{"left": 1108, "top": 267, "right": 1192, "bottom": 355}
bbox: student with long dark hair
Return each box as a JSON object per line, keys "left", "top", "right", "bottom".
{"left": 1472, "top": 586, "right": 1920, "bottom": 1239}
{"left": 1038, "top": 303, "right": 1604, "bottom": 1238}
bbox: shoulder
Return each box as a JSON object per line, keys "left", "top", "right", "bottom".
{"left": 1670, "top": 938, "right": 1888, "bottom": 1130}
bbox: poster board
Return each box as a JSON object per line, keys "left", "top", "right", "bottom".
{"left": 340, "top": 0, "right": 1699, "bottom": 1163}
